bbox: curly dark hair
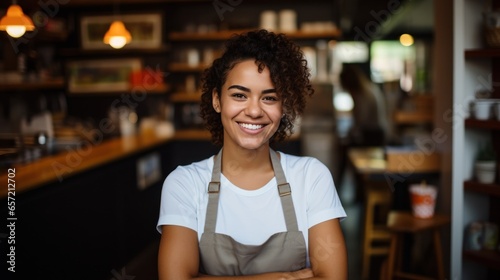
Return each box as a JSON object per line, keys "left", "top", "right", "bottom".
{"left": 199, "top": 29, "right": 314, "bottom": 147}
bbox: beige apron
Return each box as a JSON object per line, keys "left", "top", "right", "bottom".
{"left": 199, "top": 149, "right": 307, "bottom": 276}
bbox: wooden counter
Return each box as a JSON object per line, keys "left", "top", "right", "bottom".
{"left": 348, "top": 147, "right": 387, "bottom": 174}
{"left": 348, "top": 146, "right": 441, "bottom": 175}
{"left": 0, "top": 129, "right": 212, "bottom": 198}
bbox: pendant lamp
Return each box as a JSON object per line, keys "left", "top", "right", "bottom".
{"left": 0, "top": 2, "right": 35, "bottom": 38}
{"left": 103, "top": 20, "right": 131, "bottom": 49}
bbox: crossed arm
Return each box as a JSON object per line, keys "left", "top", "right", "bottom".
{"left": 158, "top": 218, "right": 347, "bottom": 280}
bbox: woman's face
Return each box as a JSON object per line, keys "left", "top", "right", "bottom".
{"left": 213, "top": 59, "right": 283, "bottom": 151}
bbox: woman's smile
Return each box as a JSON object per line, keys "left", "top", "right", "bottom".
{"left": 238, "top": 122, "right": 265, "bottom": 130}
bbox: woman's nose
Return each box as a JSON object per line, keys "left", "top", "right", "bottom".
{"left": 245, "top": 100, "right": 263, "bottom": 118}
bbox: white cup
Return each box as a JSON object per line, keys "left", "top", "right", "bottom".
{"left": 187, "top": 48, "right": 199, "bottom": 67}
{"left": 409, "top": 184, "right": 438, "bottom": 219}
{"left": 260, "top": 10, "right": 277, "bottom": 31}
{"left": 473, "top": 100, "right": 493, "bottom": 120}
{"left": 279, "top": 9, "right": 297, "bottom": 32}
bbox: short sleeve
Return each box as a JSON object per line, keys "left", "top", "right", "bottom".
{"left": 156, "top": 166, "right": 199, "bottom": 233}
{"left": 305, "top": 159, "right": 346, "bottom": 228}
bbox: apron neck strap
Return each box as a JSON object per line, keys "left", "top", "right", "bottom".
{"left": 269, "top": 150, "right": 299, "bottom": 231}
{"left": 204, "top": 149, "right": 299, "bottom": 233}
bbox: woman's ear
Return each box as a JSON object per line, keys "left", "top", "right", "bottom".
{"left": 212, "top": 89, "right": 221, "bottom": 113}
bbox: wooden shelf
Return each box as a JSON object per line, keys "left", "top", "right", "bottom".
{"left": 169, "top": 29, "right": 253, "bottom": 41}
{"left": 170, "top": 92, "right": 201, "bottom": 103}
{"left": 463, "top": 250, "right": 500, "bottom": 270}
{"left": 60, "top": 46, "right": 170, "bottom": 57}
{"left": 393, "top": 111, "right": 434, "bottom": 124}
{"left": 465, "top": 118, "right": 500, "bottom": 130}
{"left": 0, "top": 78, "right": 65, "bottom": 93}
{"left": 168, "top": 29, "right": 341, "bottom": 41}
{"left": 465, "top": 49, "right": 500, "bottom": 58}
{"left": 283, "top": 30, "right": 342, "bottom": 39}
{"left": 69, "top": 83, "right": 169, "bottom": 95}
{"left": 168, "top": 63, "right": 209, "bottom": 72}
{"left": 464, "top": 180, "right": 500, "bottom": 197}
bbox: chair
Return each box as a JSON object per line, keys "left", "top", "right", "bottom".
{"left": 384, "top": 211, "right": 450, "bottom": 280}
{"left": 361, "top": 184, "right": 392, "bottom": 280}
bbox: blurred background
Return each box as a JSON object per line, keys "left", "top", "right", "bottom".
{"left": 1, "top": 0, "right": 499, "bottom": 279}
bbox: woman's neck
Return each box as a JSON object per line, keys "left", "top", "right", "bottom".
{"left": 220, "top": 144, "right": 275, "bottom": 189}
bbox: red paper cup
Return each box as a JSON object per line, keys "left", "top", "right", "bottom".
{"left": 409, "top": 184, "right": 437, "bottom": 219}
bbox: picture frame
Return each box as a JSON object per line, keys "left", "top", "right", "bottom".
{"left": 136, "top": 152, "right": 162, "bottom": 191}
{"left": 67, "top": 58, "right": 142, "bottom": 94}
{"left": 80, "top": 13, "right": 162, "bottom": 50}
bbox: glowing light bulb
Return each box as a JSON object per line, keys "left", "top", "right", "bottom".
{"left": 400, "top": 34, "right": 414, "bottom": 47}
{"left": 109, "top": 36, "right": 127, "bottom": 49}
{"left": 6, "top": 25, "right": 26, "bottom": 38}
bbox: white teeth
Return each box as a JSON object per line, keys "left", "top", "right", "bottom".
{"left": 239, "top": 123, "right": 263, "bottom": 130}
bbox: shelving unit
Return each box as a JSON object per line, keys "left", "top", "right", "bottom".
{"left": 454, "top": 1, "right": 500, "bottom": 278}
{"left": 460, "top": 73, "right": 500, "bottom": 277}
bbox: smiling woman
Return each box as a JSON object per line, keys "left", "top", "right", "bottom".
{"left": 156, "top": 30, "right": 348, "bottom": 280}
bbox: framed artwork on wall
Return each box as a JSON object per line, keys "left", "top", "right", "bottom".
{"left": 67, "top": 58, "right": 142, "bottom": 94}
{"left": 80, "top": 13, "right": 162, "bottom": 50}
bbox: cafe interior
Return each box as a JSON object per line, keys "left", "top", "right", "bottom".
{"left": 1, "top": 0, "right": 499, "bottom": 279}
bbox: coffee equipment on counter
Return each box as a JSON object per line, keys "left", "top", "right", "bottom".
{"left": 1, "top": 111, "right": 81, "bottom": 166}
{"left": 107, "top": 106, "right": 138, "bottom": 137}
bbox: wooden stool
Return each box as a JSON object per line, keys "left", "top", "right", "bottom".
{"left": 362, "top": 185, "right": 392, "bottom": 280}
{"left": 385, "top": 211, "right": 450, "bottom": 280}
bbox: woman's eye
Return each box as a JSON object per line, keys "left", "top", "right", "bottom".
{"left": 263, "top": 96, "right": 278, "bottom": 101}
{"left": 231, "top": 93, "right": 246, "bottom": 99}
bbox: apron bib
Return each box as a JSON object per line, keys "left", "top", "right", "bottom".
{"left": 199, "top": 149, "right": 307, "bottom": 276}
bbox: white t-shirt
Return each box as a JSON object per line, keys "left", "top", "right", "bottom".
{"left": 157, "top": 152, "right": 346, "bottom": 252}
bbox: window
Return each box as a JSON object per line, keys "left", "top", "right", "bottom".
{"left": 370, "top": 40, "right": 416, "bottom": 86}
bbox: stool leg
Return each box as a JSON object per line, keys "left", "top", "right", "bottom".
{"left": 386, "top": 234, "right": 398, "bottom": 280}
{"left": 395, "top": 233, "right": 403, "bottom": 273}
{"left": 433, "top": 229, "right": 445, "bottom": 280}
{"left": 362, "top": 195, "right": 374, "bottom": 280}
{"left": 362, "top": 250, "right": 370, "bottom": 280}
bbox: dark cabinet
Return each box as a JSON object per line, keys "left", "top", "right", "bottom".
{"left": 1, "top": 144, "right": 168, "bottom": 280}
